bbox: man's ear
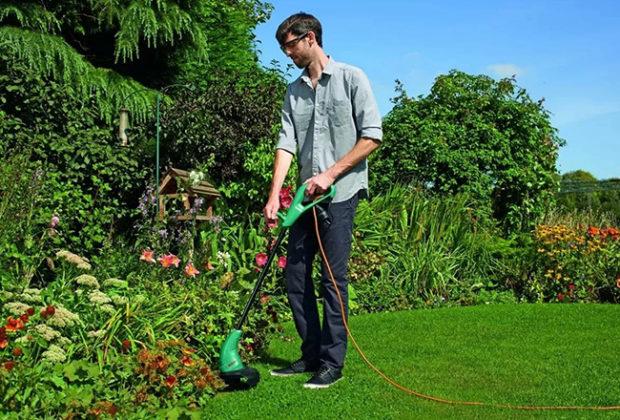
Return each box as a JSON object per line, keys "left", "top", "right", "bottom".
{"left": 307, "top": 31, "right": 316, "bottom": 46}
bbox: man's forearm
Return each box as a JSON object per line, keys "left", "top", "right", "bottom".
{"left": 324, "top": 137, "right": 380, "bottom": 181}
{"left": 269, "top": 149, "right": 294, "bottom": 200}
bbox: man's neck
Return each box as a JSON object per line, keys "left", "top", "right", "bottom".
{"left": 305, "top": 51, "right": 330, "bottom": 82}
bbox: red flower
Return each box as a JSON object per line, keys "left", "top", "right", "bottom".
{"left": 3, "top": 361, "right": 15, "bottom": 371}
{"left": 12, "top": 347, "right": 22, "bottom": 357}
{"left": 122, "top": 339, "right": 131, "bottom": 351}
{"left": 180, "top": 355, "right": 194, "bottom": 367}
{"left": 568, "top": 283, "right": 575, "bottom": 291}
{"left": 19, "top": 314, "right": 29, "bottom": 324}
{"left": 259, "top": 293, "right": 271, "bottom": 305}
{"left": 140, "top": 249, "right": 156, "bottom": 263}
{"left": 158, "top": 253, "right": 181, "bottom": 268}
{"left": 279, "top": 186, "right": 293, "bottom": 209}
{"left": 165, "top": 375, "right": 177, "bottom": 388}
{"left": 26, "top": 307, "right": 34, "bottom": 316}
{"left": 255, "top": 252, "right": 268, "bottom": 267}
{"left": 277, "top": 256, "right": 287, "bottom": 269}
{"left": 41, "top": 305, "right": 56, "bottom": 318}
{"left": 557, "top": 292, "right": 565, "bottom": 302}
{"left": 183, "top": 262, "right": 200, "bottom": 278}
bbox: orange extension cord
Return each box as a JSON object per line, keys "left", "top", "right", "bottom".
{"left": 311, "top": 208, "right": 620, "bottom": 412}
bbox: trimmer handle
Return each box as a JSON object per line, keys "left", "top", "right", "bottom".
{"left": 278, "top": 184, "right": 336, "bottom": 228}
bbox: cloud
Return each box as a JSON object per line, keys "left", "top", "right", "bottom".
{"left": 487, "top": 63, "right": 525, "bottom": 78}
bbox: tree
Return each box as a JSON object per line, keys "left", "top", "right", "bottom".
{"left": 371, "top": 71, "right": 564, "bottom": 232}
{"left": 0, "top": 0, "right": 272, "bottom": 122}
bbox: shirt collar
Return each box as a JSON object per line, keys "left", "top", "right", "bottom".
{"left": 300, "top": 56, "right": 335, "bottom": 85}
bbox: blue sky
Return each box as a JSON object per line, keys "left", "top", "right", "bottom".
{"left": 253, "top": 0, "right": 619, "bottom": 180}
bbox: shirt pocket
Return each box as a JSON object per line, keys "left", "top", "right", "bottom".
{"left": 293, "top": 110, "right": 314, "bottom": 139}
{"left": 328, "top": 99, "right": 351, "bottom": 127}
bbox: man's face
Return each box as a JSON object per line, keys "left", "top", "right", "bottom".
{"left": 280, "top": 31, "right": 311, "bottom": 68}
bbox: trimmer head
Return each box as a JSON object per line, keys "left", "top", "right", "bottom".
{"left": 220, "top": 367, "right": 260, "bottom": 390}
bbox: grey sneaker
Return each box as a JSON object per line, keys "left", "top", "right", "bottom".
{"left": 270, "top": 359, "right": 319, "bottom": 377}
{"left": 303, "top": 366, "right": 343, "bottom": 389}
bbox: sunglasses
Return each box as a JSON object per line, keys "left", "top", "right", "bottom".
{"left": 280, "top": 32, "right": 309, "bottom": 52}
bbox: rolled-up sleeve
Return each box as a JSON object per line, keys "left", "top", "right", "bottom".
{"left": 276, "top": 86, "right": 297, "bottom": 155}
{"left": 351, "top": 69, "right": 383, "bottom": 142}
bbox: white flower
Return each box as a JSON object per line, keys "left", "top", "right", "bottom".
{"left": 75, "top": 274, "right": 100, "bottom": 289}
{"left": 46, "top": 305, "right": 80, "bottom": 328}
{"left": 87, "top": 330, "right": 106, "bottom": 338}
{"left": 111, "top": 295, "right": 128, "bottom": 306}
{"left": 4, "top": 301, "right": 31, "bottom": 315}
{"left": 35, "top": 324, "right": 62, "bottom": 341}
{"left": 98, "top": 304, "right": 116, "bottom": 314}
{"left": 42, "top": 345, "right": 66, "bottom": 363}
{"left": 23, "top": 288, "right": 41, "bottom": 295}
{"left": 103, "top": 278, "right": 128, "bottom": 288}
{"left": 56, "top": 250, "right": 92, "bottom": 270}
{"left": 57, "top": 337, "right": 72, "bottom": 346}
{"left": 88, "top": 290, "right": 112, "bottom": 305}
{"left": 188, "top": 170, "right": 205, "bottom": 187}
{"left": 19, "top": 291, "right": 42, "bottom": 303}
{"left": 15, "top": 336, "right": 32, "bottom": 344}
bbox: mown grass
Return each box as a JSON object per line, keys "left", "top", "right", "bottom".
{"left": 205, "top": 304, "right": 620, "bottom": 419}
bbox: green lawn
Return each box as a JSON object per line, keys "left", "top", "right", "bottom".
{"left": 204, "top": 304, "right": 620, "bottom": 419}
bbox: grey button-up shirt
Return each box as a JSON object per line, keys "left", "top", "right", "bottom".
{"left": 276, "top": 58, "right": 383, "bottom": 203}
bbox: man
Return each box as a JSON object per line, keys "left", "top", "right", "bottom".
{"left": 263, "top": 12, "right": 382, "bottom": 389}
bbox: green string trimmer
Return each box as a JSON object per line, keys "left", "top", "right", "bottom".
{"left": 219, "top": 184, "right": 336, "bottom": 390}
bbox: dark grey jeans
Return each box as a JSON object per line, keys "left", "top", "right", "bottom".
{"left": 284, "top": 192, "right": 359, "bottom": 370}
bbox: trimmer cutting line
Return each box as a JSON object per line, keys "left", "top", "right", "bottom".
{"left": 218, "top": 185, "right": 620, "bottom": 412}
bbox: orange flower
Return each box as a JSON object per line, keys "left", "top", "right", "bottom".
{"left": 616, "top": 277, "right": 620, "bottom": 289}
{"left": 140, "top": 249, "right": 156, "bottom": 263}
{"left": 184, "top": 262, "right": 200, "bottom": 278}
{"left": 158, "top": 253, "right": 181, "bottom": 268}
{"left": 180, "top": 355, "right": 194, "bottom": 367}
{"left": 165, "top": 375, "right": 177, "bottom": 388}
{"left": 587, "top": 226, "right": 600, "bottom": 236}
{"left": 12, "top": 347, "right": 22, "bottom": 357}
{"left": 5, "top": 317, "right": 24, "bottom": 332}
{"left": 203, "top": 261, "right": 214, "bottom": 271}
{"left": 0, "top": 338, "right": 8, "bottom": 349}
{"left": 3, "top": 361, "right": 15, "bottom": 371}
{"left": 259, "top": 293, "right": 271, "bottom": 305}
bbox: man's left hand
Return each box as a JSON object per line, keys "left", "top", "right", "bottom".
{"left": 305, "top": 171, "right": 335, "bottom": 196}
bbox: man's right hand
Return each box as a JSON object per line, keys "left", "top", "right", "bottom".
{"left": 263, "top": 197, "right": 281, "bottom": 227}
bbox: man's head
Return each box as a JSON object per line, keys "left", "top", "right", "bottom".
{"left": 276, "top": 12, "right": 323, "bottom": 68}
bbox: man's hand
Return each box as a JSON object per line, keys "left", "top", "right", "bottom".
{"left": 263, "top": 196, "right": 281, "bottom": 227}
{"left": 305, "top": 171, "right": 335, "bottom": 196}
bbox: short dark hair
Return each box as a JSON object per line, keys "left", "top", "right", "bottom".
{"left": 276, "top": 12, "right": 323, "bottom": 48}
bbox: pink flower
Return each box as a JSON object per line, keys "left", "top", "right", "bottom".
{"left": 266, "top": 218, "right": 278, "bottom": 229}
{"left": 255, "top": 252, "right": 268, "bottom": 267}
{"left": 158, "top": 253, "right": 180, "bottom": 268}
{"left": 49, "top": 215, "right": 60, "bottom": 228}
{"left": 184, "top": 262, "right": 200, "bottom": 277}
{"left": 557, "top": 292, "right": 565, "bottom": 302}
{"left": 140, "top": 249, "right": 156, "bottom": 263}
{"left": 277, "top": 256, "right": 287, "bottom": 269}
{"left": 279, "top": 186, "right": 293, "bottom": 209}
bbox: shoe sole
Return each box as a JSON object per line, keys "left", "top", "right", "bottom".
{"left": 303, "top": 376, "right": 343, "bottom": 389}
{"left": 270, "top": 370, "right": 318, "bottom": 377}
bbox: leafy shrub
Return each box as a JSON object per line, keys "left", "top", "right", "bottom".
{"left": 0, "top": 55, "right": 150, "bottom": 254}
{"left": 372, "top": 72, "right": 564, "bottom": 232}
